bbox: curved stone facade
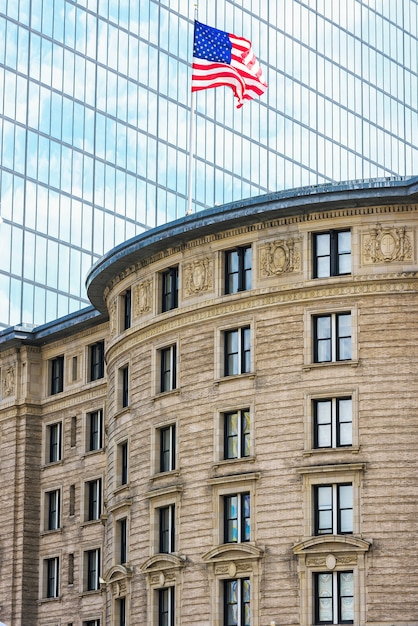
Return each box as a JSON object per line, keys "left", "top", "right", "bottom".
{"left": 1, "top": 178, "right": 418, "bottom": 626}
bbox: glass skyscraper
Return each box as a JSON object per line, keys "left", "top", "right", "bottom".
{"left": 0, "top": 0, "right": 417, "bottom": 329}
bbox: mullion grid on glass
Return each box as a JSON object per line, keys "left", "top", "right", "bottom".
{"left": 225, "top": 246, "right": 252, "bottom": 294}
{"left": 160, "top": 345, "right": 176, "bottom": 392}
{"left": 51, "top": 356, "right": 64, "bottom": 394}
{"left": 315, "top": 484, "right": 353, "bottom": 535}
{"left": 87, "top": 548, "right": 100, "bottom": 591}
{"left": 89, "top": 410, "right": 102, "bottom": 451}
{"left": 314, "top": 313, "right": 351, "bottom": 362}
{"left": 224, "top": 578, "right": 250, "bottom": 626}
{"left": 119, "top": 518, "right": 127, "bottom": 564}
{"left": 88, "top": 478, "right": 101, "bottom": 521}
{"left": 162, "top": 267, "right": 178, "bottom": 312}
{"left": 159, "top": 586, "right": 175, "bottom": 626}
{"left": 224, "top": 410, "right": 250, "bottom": 459}
{"left": 123, "top": 288, "right": 131, "bottom": 330}
{"left": 314, "top": 398, "right": 352, "bottom": 448}
{"left": 49, "top": 422, "right": 62, "bottom": 462}
{"left": 90, "top": 341, "right": 104, "bottom": 380}
{"left": 224, "top": 327, "right": 250, "bottom": 376}
{"left": 46, "top": 557, "right": 59, "bottom": 598}
{"left": 315, "top": 571, "right": 354, "bottom": 624}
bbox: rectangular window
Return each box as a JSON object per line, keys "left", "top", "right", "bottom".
{"left": 314, "top": 484, "right": 353, "bottom": 535}
{"left": 225, "top": 246, "right": 252, "bottom": 294}
{"left": 160, "top": 345, "right": 177, "bottom": 393}
{"left": 224, "top": 327, "right": 251, "bottom": 376}
{"left": 50, "top": 355, "right": 64, "bottom": 395}
{"left": 313, "top": 313, "right": 351, "bottom": 363}
{"left": 118, "top": 440, "right": 129, "bottom": 486}
{"left": 47, "top": 422, "right": 62, "bottom": 463}
{"left": 44, "top": 557, "right": 59, "bottom": 598}
{"left": 224, "top": 578, "right": 250, "bottom": 626}
{"left": 85, "top": 548, "right": 100, "bottom": 591}
{"left": 314, "top": 571, "right": 354, "bottom": 624}
{"left": 314, "top": 397, "right": 352, "bottom": 448}
{"left": 86, "top": 478, "right": 102, "bottom": 521}
{"left": 72, "top": 356, "right": 78, "bottom": 381}
{"left": 118, "top": 518, "right": 127, "bottom": 564}
{"left": 120, "top": 365, "right": 129, "bottom": 408}
{"left": 123, "top": 289, "right": 132, "bottom": 330}
{"left": 159, "top": 504, "right": 175, "bottom": 554}
{"left": 86, "top": 410, "right": 103, "bottom": 452}
{"left": 83, "top": 621, "right": 100, "bottom": 626}
{"left": 161, "top": 267, "right": 178, "bottom": 312}
{"left": 224, "top": 410, "right": 250, "bottom": 459}
{"left": 89, "top": 341, "right": 104, "bottom": 381}
{"left": 159, "top": 586, "right": 175, "bottom": 626}
{"left": 313, "top": 230, "right": 351, "bottom": 278}
{"left": 224, "top": 493, "right": 250, "bottom": 543}
{"left": 116, "top": 597, "right": 126, "bottom": 626}
{"left": 160, "top": 424, "right": 176, "bottom": 472}
{"left": 45, "top": 489, "right": 61, "bottom": 531}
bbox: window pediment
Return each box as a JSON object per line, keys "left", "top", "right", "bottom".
{"left": 202, "top": 542, "right": 264, "bottom": 563}
{"left": 141, "top": 552, "right": 186, "bottom": 574}
{"left": 293, "top": 535, "right": 371, "bottom": 556}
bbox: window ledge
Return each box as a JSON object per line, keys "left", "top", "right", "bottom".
{"left": 40, "top": 528, "right": 63, "bottom": 537}
{"left": 296, "top": 462, "right": 365, "bottom": 475}
{"left": 114, "top": 406, "right": 131, "bottom": 419}
{"left": 41, "top": 460, "right": 64, "bottom": 471}
{"left": 212, "top": 456, "right": 256, "bottom": 470}
{"left": 79, "top": 589, "right": 101, "bottom": 598}
{"left": 152, "top": 388, "right": 181, "bottom": 401}
{"left": 114, "top": 483, "right": 130, "bottom": 495}
{"left": 80, "top": 519, "right": 102, "bottom": 528}
{"left": 214, "top": 373, "right": 256, "bottom": 385}
{"left": 303, "top": 447, "right": 360, "bottom": 457}
{"left": 303, "top": 360, "right": 359, "bottom": 371}
{"left": 207, "top": 471, "right": 260, "bottom": 486}
{"left": 38, "top": 596, "right": 61, "bottom": 604}
{"left": 151, "top": 469, "right": 181, "bottom": 481}
{"left": 82, "top": 448, "right": 105, "bottom": 459}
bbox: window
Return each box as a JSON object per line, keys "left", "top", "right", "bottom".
{"left": 117, "top": 440, "right": 129, "bottom": 486}
{"left": 160, "top": 345, "right": 177, "bottom": 393}
{"left": 83, "top": 621, "right": 100, "bottom": 626}
{"left": 314, "top": 571, "right": 354, "bottom": 624}
{"left": 50, "top": 355, "right": 64, "bottom": 395}
{"left": 117, "top": 518, "right": 127, "bottom": 564}
{"left": 224, "top": 493, "right": 250, "bottom": 543}
{"left": 159, "top": 586, "right": 175, "bottom": 626}
{"left": 89, "top": 341, "right": 104, "bottom": 381}
{"left": 46, "top": 422, "right": 62, "bottom": 463}
{"left": 160, "top": 424, "right": 176, "bottom": 472}
{"left": 159, "top": 504, "right": 175, "bottom": 553}
{"left": 224, "top": 327, "right": 251, "bottom": 376}
{"left": 72, "top": 356, "right": 78, "bottom": 381}
{"left": 86, "top": 410, "right": 103, "bottom": 452}
{"left": 313, "top": 397, "right": 352, "bottom": 448}
{"left": 85, "top": 548, "right": 100, "bottom": 591}
{"left": 313, "top": 230, "right": 351, "bottom": 278}
{"left": 225, "top": 246, "right": 252, "bottom": 294}
{"left": 161, "top": 267, "right": 178, "bottom": 312}
{"left": 123, "top": 288, "right": 132, "bottom": 330}
{"left": 224, "top": 410, "right": 250, "bottom": 459}
{"left": 120, "top": 365, "right": 129, "bottom": 408}
{"left": 68, "top": 553, "right": 74, "bottom": 585}
{"left": 314, "top": 483, "right": 353, "bottom": 535}
{"left": 86, "top": 478, "right": 102, "bottom": 521}
{"left": 44, "top": 557, "right": 59, "bottom": 598}
{"left": 224, "top": 578, "right": 250, "bottom": 626}
{"left": 313, "top": 313, "right": 351, "bottom": 363}
{"left": 45, "top": 489, "right": 60, "bottom": 531}
{"left": 116, "top": 597, "right": 126, "bottom": 626}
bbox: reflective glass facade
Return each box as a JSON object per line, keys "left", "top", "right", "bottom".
{"left": 0, "top": 0, "right": 417, "bottom": 329}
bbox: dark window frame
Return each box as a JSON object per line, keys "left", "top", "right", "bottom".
{"left": 45, "top": 556, "right": 59, "bottom": 598}
{"left": 313, "top": 229, "right": 351, "bottom": 278}
{"left": 123, "top": 288, "right": 132, "bottom": 330}
{"left": 87, "top": 409, "right": 103, "bottom": 452}
{"left": 313, "top": 397, "right": 353, "bottom": 449}
{"left": 160, "top": 424, "right": 176, "bottom": 472}
{"left": 159, "top": 504, "right": 175, "bottom": 554}
{"left": 86, "top": 478, "right": 102, "bottom": 521}
{"left": 86, "top": 548, "right": 100, "bottom": 591}
{"left": 224, "top": 409, "right": 250, "bottom": 460}
{"left": 118, "top": 518, "right": 127, "bottom": 564}
{"left": 46, "top": 489, "right": 61, "bottom": 531}
{"left": 224, "top": 578, "right": 250, "bottom": 626}
{"left": 160, "top": 345, "right": 177, "bottom": 393}
{"left": 50, "top": 355, "right": 64, "bottom": 395}
{"left": 313, "top": 313, "right": 352, "bottom": 363}
{"left": 224, "top": 326, "right": 251, "bottom": 376}
{"left": 159, "top": 586, "right": 175, "bottom": 626}
{"left": 314, "top": 571, "right": 354, "bottom": 625}
{"left": 314, "top": 483, "right": 353, "bottom": 535}
{"left": 89, "top": 341, "right": 104, "bottom": 381}
{"left": 161, "top": 267, "right": 178, "bottom": 312}
{"left": 224, "top": 492, "right": 250, "bottom": 543}
{"left": 121, "top": 365, "right": 129, "bottom": 408}
{"left": 119, "top": 440, "right": 128, "bottom": 485}
{"left": 225, "top": 246, "right": 252, "bottom": 294}
{"left": 47, "top": 422, "right": 62, "bottom": 463}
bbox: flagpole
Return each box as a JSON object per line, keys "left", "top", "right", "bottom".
{"left": 186, "top": 4, "right": 198, "bottom": 216}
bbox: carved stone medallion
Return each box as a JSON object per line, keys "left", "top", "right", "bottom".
{"left": 2, "top": 366, "right": 15, "bottom": 397}
{"left": 134, "top": 279, "right": 152, "bottom": 315}
{"left": 260, "top": 238, "right": 301, "bottom": 277}
{"left": 184, "top": 259, "right": 213, "bottom": 295}
{"left": 363, "top": 225, "right": 413, "bottom": 264}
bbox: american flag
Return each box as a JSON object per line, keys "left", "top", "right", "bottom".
{"left": 191, "top": 20, "right": 268, "bottom": 108}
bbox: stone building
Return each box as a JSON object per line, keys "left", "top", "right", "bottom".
{"left": 1, "top": 177, "right": 418, "bottom": 626}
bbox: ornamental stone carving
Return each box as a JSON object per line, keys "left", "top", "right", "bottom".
{"left": 2, "top": 366, "right": 15, "bottom": 397}
{"left": 363, "top": 225, "right": 413, "bottom": 264}
{"left": 134, "top": 279, "right": 152, "bottom": 315}
{"left": 184, "top": 258, "right": 213, "bottom": 296}
{"left": 259, "top": 238, "right": 301, "bottom": 277}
